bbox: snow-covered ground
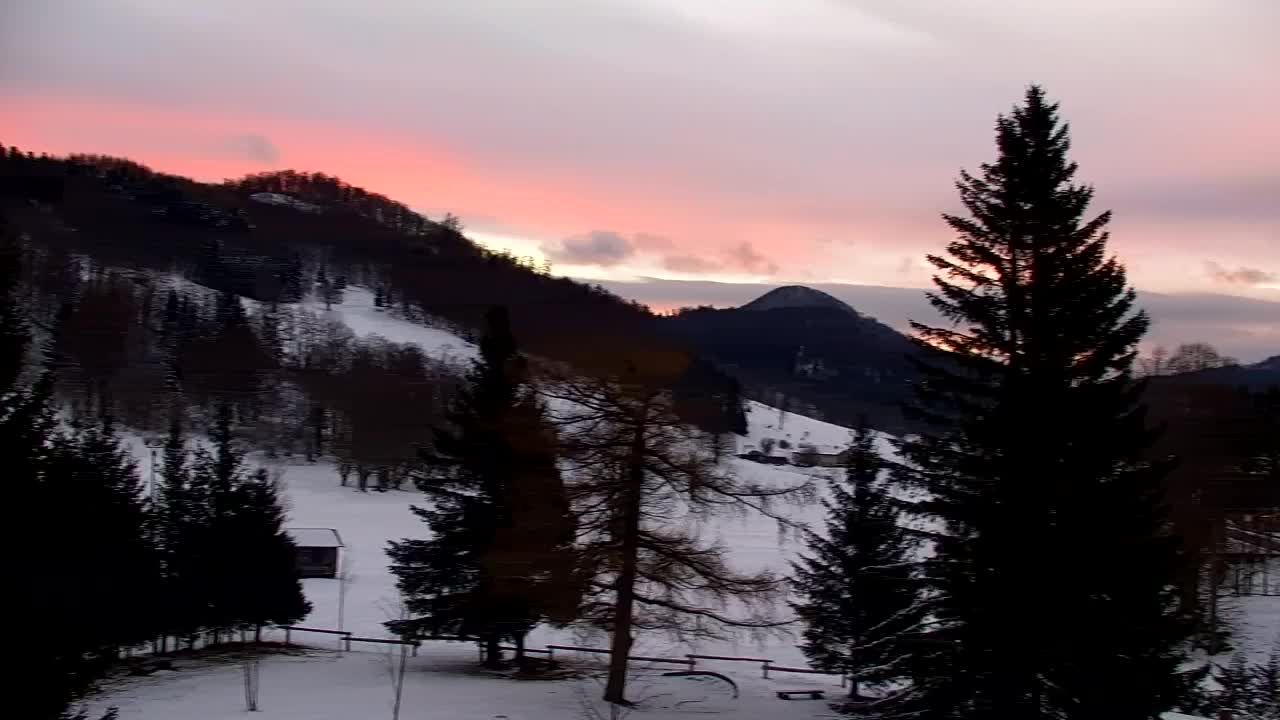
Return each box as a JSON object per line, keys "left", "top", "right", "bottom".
{"left": 314, "top": 286, "right": 477, "bottom": 368}
{"left": 94, "top": 402, "right": 853, "bottom": 719}
{"left": 87, "top": 286, "right": 1272, "bottom": 719}
{"left": 90, "top": 644, "right": 844, "bottom": 720}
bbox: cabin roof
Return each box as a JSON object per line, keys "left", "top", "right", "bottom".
{"left": 287, "top": 527, "right": 344, "bottom": 548}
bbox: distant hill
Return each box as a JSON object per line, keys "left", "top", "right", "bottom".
{"left": 1159, "top": 355, "right": 1280, "bottom": 390}
{"left": 668, "top": 285, "right": 1279, "bottom": 434}
{"left": 739, "top": 285, "right": 858, "bottom": 313}
{"left": 664, "top": 286, "right": 921, "bottom": 432}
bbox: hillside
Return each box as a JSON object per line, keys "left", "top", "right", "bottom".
{"left": 0, "top": 146, "right": 743, "bottom": 434}
{"left": 1162, "top": 355, "right": 1280, "bottom": 390}
{"left": 665, "top": 285, "right": 921, "bottom": 432}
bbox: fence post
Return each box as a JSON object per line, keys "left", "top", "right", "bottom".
{"left": 284, "top": 627, "right": 291, "bottom": 646}
{"left": 762, "top": 662, "right": 770, "bottom": 679}
{"left": 343, "top": 636, "right": 351, "bottom": 653}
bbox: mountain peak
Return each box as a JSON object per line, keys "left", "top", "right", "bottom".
{"left": 740, "top": 285, "right": 854, "bottom": 314}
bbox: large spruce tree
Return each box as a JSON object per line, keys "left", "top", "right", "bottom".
{"left": 792, "top": 421, "right": 919, "bottom": 706}
{"left": 225, "top": 466, "right": 312, "bottom": 634}
{"left": 387, "top": 306, "right": 577, "bottom": 667}
{"left": 6, "top": 217, "right": 125, "bottom": 720}
{"left": 190, "top": 404, "right": 310, "bottom": 636}
{"left": 43, "top": 419, "right": 162, "bottom": 654}
{"left": 152, "top": 414, "right": 209, "bottom": 644}
{"left": 896, "top": 86, "right": 1189, "bottom": 718}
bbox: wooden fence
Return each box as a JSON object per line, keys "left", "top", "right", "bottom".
{"left": 545, "top": 644, "right": 694, "bottom": 667}
{"left": 280, "top": 625, "right": 351, "bottom": 647}
{"left": 278, "top": 627, "right": 845, "bottom": 683}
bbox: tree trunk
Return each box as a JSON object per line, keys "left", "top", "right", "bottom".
{"left": 603, "top": 418, "right": 647, "bottom": 706}
{"left": 311, "top": 405, "right": 325, "bottom": 458}
{"left": 482, "top": 633, "right": 503, "bottom": 669}
{"left": 514, "top": 631, "right": 527, "bottom": 665}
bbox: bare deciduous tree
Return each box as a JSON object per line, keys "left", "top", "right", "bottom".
{"left": 543, "top": 354, "right": 807, "bottom": 706}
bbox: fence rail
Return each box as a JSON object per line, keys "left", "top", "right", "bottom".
{"left": 280, "top": 625, "right": 352, "bottom": 636}
{"left": 767, "top": 665, "right": 838, "bottom": 674}
{"left": 687, "top": 653, "right": 772, "bottom": 663}
{"left": 546, "top": 644, "right": 609, "bottom": 654}
{"left": 277, "top": 626, "right": 846, "bottom": 682}
{"left": 498, "top": 646, "right": 553, "bottom": 655}
{"left": 345, "top": 635, "right": 421, "bottom": 656}
{"left": 280, "top": 625, "right": 353, "bottom": 647}
{"left": 627, "top": 655, "right": 695, "bottom": 666}
{"left": 546, "top": 644, "right": 694, "bottom": 667}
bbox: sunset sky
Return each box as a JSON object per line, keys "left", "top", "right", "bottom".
{"left": 2, "top": 1, "right": 1276, "bottom": 358}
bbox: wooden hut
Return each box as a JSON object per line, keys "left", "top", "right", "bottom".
{"left": 287, "top": 528, "right": 344, "bottom": 579}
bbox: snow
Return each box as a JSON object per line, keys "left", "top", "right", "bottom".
{"left": 87, "top": 286, "right": 1277, "bottom": 719}
{"left": 309, "top": 286, "right": 477, "bottom": 367}
{"left": 267, "top": 418, "right": 834, "bottom": 665}
{"left": 286, "top": 528, "right": 343, "bottom": 548}
{"left": 1231, "top": 594, "right": 1280, "bottom": 663}
{"left": 249, "top": 192, "right": 322, "bottom": 214}
{"left": 88, "top": 646, "right": 845, "bottom": 720}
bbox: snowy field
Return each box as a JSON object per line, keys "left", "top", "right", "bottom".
{"left": 86, "top": 286, "right": 1273, "bottom": 719}
{"left": 94, "top": 403, "right": 860, "bottom": 719}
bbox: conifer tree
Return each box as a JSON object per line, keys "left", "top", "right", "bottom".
{"left": 43, "top": 419, "right": 162, "bottom": 652}
{"left": 153, "top": 414, "right": 205, "bottom": 644}
{"left": 191, "top": 403, "right": 309, "bottom": 635}
{"left": 895, "top": 86, "right": 1189, "bottom": 718}
{"left": 0, "top": 212, "right": 28, "bottom": 393}
{"left": 6, "top": 219, "right": 124, "bottom": 720}
{"left": 387, "top": 306, "right": 577, "bottom": 667}
{"left": 1193, "top": 648, "right": 1280, "bottom": 720}
{"left": 792, "top": 421, "right": 920, "bottom": 705}
{"left": 726, "top": 377, "right": 748, "bottom": 435}
{"left": 5, "top": 216, "right": 75, "bottom": 718}
{"left": 1255, "top": 645, "right": 1280, "bottom": 720}
{"left": 226, "top": 466, "right": 311, "bottom": 634}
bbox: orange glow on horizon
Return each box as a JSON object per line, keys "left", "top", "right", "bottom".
{"left": 0, "top": 93, "right": 844, "bottom": 277}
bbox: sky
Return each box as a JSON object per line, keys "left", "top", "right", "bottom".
{"left": 2, "top": 1, "right": 1277, "bottom": 359}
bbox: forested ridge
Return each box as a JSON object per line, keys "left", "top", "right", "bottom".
{"left": 0, "top": 146, "right": 746, "bottom": 464}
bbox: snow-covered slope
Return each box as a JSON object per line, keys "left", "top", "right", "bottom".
{"left": 307, "top": 286, "right": 477, "bottom": 366}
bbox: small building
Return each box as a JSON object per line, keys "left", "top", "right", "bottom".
{"left": 287, "top": 528, "right": 344, "bottom": 579}
{"left": 792, "top": 445, "right": 849, "bottom": 468}
{"left": 737, "top": 450, "right": 791, "bottom": 466}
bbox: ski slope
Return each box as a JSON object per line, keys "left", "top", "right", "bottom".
{"left": 308, "top": 286, "right": 478, "bottom": 368}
